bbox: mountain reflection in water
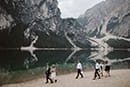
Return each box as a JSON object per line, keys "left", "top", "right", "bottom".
{"left": 0, "top": 48, "right": 130, "bottom": 71}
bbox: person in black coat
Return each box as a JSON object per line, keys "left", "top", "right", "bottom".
{"left": 45, "top": 63, "right": 53, "bottom": 84}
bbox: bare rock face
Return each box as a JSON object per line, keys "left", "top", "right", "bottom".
{"left": 0, "top": 6, "right": 14, "bottom": 30}
{"left": 78, "top": 0, "right": 130, "bottom": 38}
{"left": 0, "top": 0, "right": 90, "bottom": 48}
{"left": 0, "top": 0, "right": 61, "bottom": 48}
{"left": 0, "top": 0, "right": 129, "bottom": 48}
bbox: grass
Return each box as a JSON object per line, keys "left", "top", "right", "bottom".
{"left": 0, "top": 67, "right": 44, "bottom": 85}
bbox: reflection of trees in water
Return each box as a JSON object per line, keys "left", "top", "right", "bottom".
{"left": 23, "top": 48, "right": 130, "bottom": 69}
{"left": 20, "top": 35, "right": 130, "bottom": 69}
{"left": 88, "top": 49, "right": 130, "bottom": 65}
{"left": 21, "top": 33, "right": 82, "bottom": 68}
{"left": 0, "top": 50, "right": 31, "bottom": 71}
{"left": 0, "top": 48, "right": 130, "bottom": 71}
{"left": 21, "top": 36, "right": 39, "bottom": 69}
{"left": 1, "top": 33, "right": 130, "bottom": 70}
{"left": 65, "top": 48, "right": 81, "bottom": 63}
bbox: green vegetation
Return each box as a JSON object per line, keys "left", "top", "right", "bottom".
{"left": 0, "top": 67, "right": 44, "bottom": 85}
{"left": 35, "top": 31, "right": 72, "bottom": 48}
{"left": 107, "top": 39, "right": 130, "bottom": 48}
{"left": 106, "top": 50, "right": 130, "bottom": 59}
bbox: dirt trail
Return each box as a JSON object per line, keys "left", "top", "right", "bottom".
{"left": 2, "top": 69, "right": 130, "bottom": 87}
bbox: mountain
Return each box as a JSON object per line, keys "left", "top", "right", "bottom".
{"left": 0, "top": 0, "right": 90, "bottom": 48}
{"left": 78, "top": 0, "right": 130, "bottom": 48}
{"left": 0, "top": 0, "right": 130, "bottom": 49}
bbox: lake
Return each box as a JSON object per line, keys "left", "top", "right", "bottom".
{"left": 0, "top": 49, "right": 130, "bottom": 71}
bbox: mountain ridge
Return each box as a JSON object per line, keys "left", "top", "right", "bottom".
{"left": 0, "top": 0, "right": 130, "bottom": 49}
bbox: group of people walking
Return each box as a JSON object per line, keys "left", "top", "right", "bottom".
{"left": 93, "top": 60, "right": 111, "bottom": 80}
{"left": 75, "top": 59, "right": 111, "bottom": 80}
{"left": 44, "top": 59, "right": 111, "bottom": 84}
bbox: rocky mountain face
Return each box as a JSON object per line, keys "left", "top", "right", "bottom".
{"left": 78, "top": 0, "right": 130, "bottom": 48}
{"left": 78, "top": 0, "right": 130, "bottom": 38}
{"left": 0, "top": 0, "right": 90, "bottom": 48}
{"left": 0, "top": 0, "right": 130, "bottom": 49}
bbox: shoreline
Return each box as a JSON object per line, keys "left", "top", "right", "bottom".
{"left": 2, "top": 69, "right": 130, "bottom": 87}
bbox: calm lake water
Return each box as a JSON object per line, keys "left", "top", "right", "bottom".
{"left": 0, "top": 49, "right": 130, "bottom": 71}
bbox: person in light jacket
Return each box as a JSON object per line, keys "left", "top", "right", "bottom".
{"left": 93, "top": 60, "right": 101, "bottom": 80}
{"left": 75, "top": 60, "right": 84, "bottom": 79}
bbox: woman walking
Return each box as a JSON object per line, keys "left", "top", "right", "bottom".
{"left": 51, "top": 64, "right": 57, "bottom": 83}
{"left": 104, "top": 60, "right": 111, "bottom": 77}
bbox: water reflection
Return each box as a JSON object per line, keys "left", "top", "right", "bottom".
{"left": 0, "top": 50, "right": 30, "bottom": 71}
{"left": 0, "top": 49, "right": 130, "bottom": 71}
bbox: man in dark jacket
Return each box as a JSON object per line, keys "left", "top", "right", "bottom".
{"left": 45, "top": 63, "right": 53, "bottom": 83}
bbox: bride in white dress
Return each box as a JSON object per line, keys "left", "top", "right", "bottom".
{"left": 51, "top": 64, "right": 57, "bottom": 82}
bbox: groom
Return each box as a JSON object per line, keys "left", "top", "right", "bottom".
{"left": 75, "top": 60, "right": 84, "bottom": 79}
